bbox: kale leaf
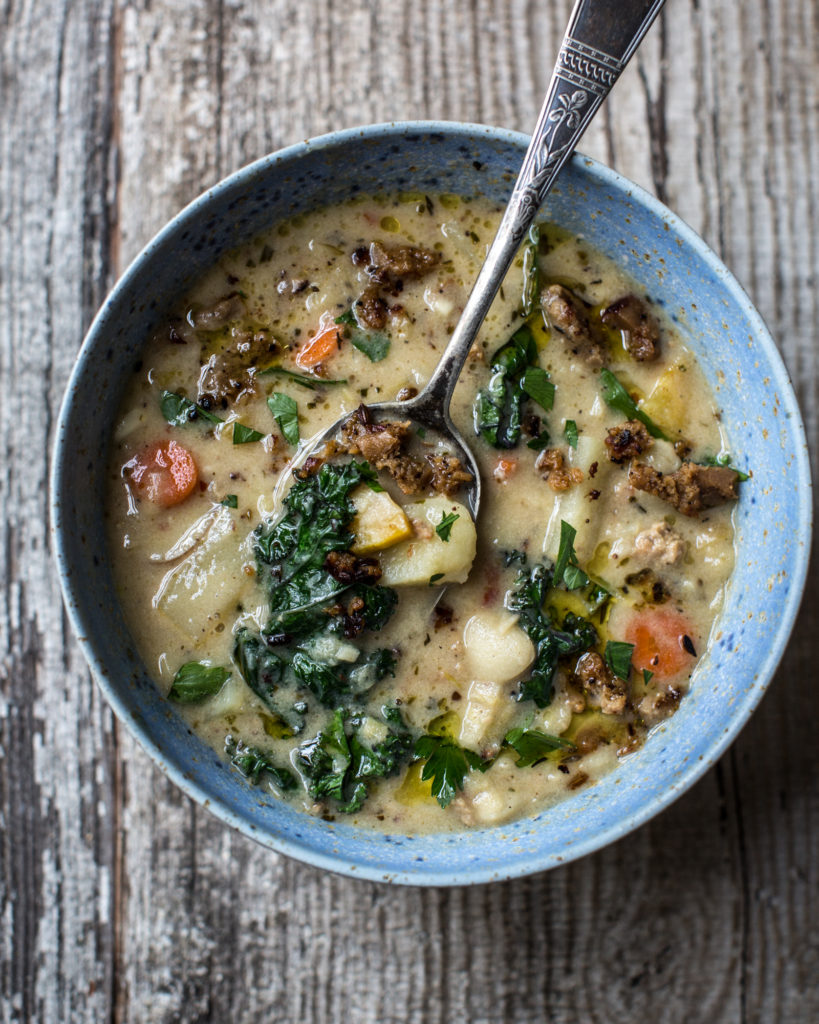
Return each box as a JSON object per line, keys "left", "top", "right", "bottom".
{"left": 473, "top": 325, "right": 547, "bottom": 449}
{"left": 225, "top": 735, "right": 298, "bottom": 792}
{"left": 295, "top": 706, "right": 414, "bottom": 812}
{"left": 168, "top": 662, "right": 230, "bottom": 703}
{"left": 506, "top": 562, "right": 599, "bottom": 707}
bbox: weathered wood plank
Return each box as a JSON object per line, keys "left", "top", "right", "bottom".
{"left": 0, "top": 0, "right": 120, "bottom": 1020}
{"left": 2, "top": 0, "right": 817, "bottom": 1020}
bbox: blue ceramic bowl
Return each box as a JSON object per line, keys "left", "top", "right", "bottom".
{"left": 52, "top": 123, "right": 812, "bottom": 884}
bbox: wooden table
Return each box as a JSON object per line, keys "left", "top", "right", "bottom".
{"left": 2, "top": 1, "right": 817, "bottom": 1020}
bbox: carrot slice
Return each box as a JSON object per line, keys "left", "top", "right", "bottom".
{"left": 125, "top": 440, "right": 198, "bottom": 507}
{"left": 295, "top": 317, "right": 342, "bottom": 369}
{"left": 624, "top": 607, "right": 697, "bottom": 680}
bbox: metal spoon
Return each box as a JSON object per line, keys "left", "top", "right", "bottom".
{"left": 308, "top": 0, "right": 665, "bottom": 516}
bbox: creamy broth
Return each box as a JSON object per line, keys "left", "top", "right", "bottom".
{"left": 106, "top": 193, "right": 740, "bottom": 832}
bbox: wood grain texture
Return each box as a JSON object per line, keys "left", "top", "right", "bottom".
{"left": 2, "top": 0, "right": 817, "bottom": 1021}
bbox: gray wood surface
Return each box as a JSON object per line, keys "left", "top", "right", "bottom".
{"left": 2, "top": 0, "right": 817, "bottom": 1020}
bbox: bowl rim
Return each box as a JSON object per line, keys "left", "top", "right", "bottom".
{"left": 51, "top": 119, "right": 813, "bottom": 885}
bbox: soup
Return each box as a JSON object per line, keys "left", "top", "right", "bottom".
{"left": 106, "top": 192, "right": 742, "bottom": 831}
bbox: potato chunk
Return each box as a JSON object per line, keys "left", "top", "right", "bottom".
{"left": 154, "top": 506, "right": 252, "bottom": 641}
{"left": 379, "top": 497, "right": 476, "bottom": 586}
{"left": 463, "top": 611, "right": 535, "bottom": 682}
{"left": 349, "top": 485, "right": 412, "bottom": 554}
{"left": 640, "top": 359, "right": 689, "bottom": 435}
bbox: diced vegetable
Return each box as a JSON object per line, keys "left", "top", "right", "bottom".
{"left": 379, "top": 498, "right": 476, "bottom": 586}
{"left": 295, "top": 319, "right": 342, "bottom": 368}
{"left": 624, "top": 608, "right": 697, "bottom": 680}
{"left": 125, "top": 439, "right": 199, "bottom": 507}
{"left": 349, "top": 485, "right": 412, "bottom": 554}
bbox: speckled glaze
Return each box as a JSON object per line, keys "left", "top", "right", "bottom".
{"left": 51, "top": 123, "right": 812, "bottom": 885}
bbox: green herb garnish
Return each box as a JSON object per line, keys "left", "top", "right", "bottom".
{"left": 335, "top": 309, "right": 391, "bottom": 362}
{"left": 599, "top": 369, "right": 668, "bottom": 440}
{"left": 429, "top": 572, "right": 445, "bottom": 586}
{"left": 604, "top": 640, "right": 634, "bottom": 681}
{"left": 642, "top": 668, "right": 654, "bottom": 685}
{"left": 564, "top": 419, "right": 579, "bottom": 448}
{"left": 168, "top": 662, "right": 230, "bottom": 703}
{"left": 221, "top": 494, "right": 238, "bottom": 508}
{"left": 521, "top": 367, "right": 555, "bottom": 413}
{"left": 267, "top": 392, "right": 300, "bottom": 445}
{"left": 554, "top": 520, "right": 590, "bottom": 590}
{"left": 435, "top": 512, "right": 460, "bottom": 542}
{"left": 414, "top": 735, "right": 489, "bottom": 808}
{"left": 160, "top": 389, "right": 223, "bottom": 426}
{"left": 526, "top": 430, "right": 552, "bottom": 451}
{"left": 504, "top": 725, "right": 574, "bottom": 767}
{"left": 258, "top": 365, "right": 347, "bottom": 389}
{"left": 233, "top": 422, "right": 264, "bottom": 445}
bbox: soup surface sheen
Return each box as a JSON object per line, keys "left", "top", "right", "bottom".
{"left": 107, "top": 193, "right": 741, "bottom": 832}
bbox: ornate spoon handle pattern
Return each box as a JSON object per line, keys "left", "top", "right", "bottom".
{"left": 419, "top": 0, "right": 666, "bottom": 419}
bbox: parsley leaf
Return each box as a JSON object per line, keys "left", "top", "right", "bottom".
{"left": 233, "top": 422, "right": 264, "bottom": 445}
{"left": 414, "top": 734, "right": 488, "bottom": 808}
{"left": 258, "top": 365, "right": 347, "bottom": 389}
{"left": 221, "top": 494, "right": 238, "bottom": 508}
{"left": 554, "top": 520, "right": 590, "bottom": 590}
{"left": 604, "top": 640, "right": 634, "bottom": 680}
{"left": 435, "top": 512, "right": 460, "bottom": 542}
{"left": 335, "top": 309, "right": 391, "bottom": 362}
{"left": 267, "top": 392, "right": 300, "bottom": 445}
{"left": 169, "top": 662, "right": 230, "bottom": 703}
{"left": 504, "top": 725, "right": 574, "bottom": 767}
{"left": 642, "top": 668, "right": 654, "bottom": 685}
{"left": 160, "top": 389, "right": 223, "bottom": 425}
{"left": 599, "top": 369, "right": 668, "bottom": 440}
{"left": 429, "top": 572, "right": 445, "bottom": 586}
{"left": 521, "top": 367, "right": 555, "bottom": 412}
{"left": 564, "top": 419, "right": 579, "bottom": 448}
{"left": 224, "top": 735, "right": 297, "bottom": 791}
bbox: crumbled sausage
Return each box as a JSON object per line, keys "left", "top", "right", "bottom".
{"left": 573, "top": 651, "right": 628, "bottom": 715}
{"left": 629, "top": 461, "right": 740, "bottom": 517}
{"left": 535, "top": 447, "right": 583, "bottom": 491}
{"left": 354, "top": 283, "right": 389, "bottom": 330}
{"left": 189, "top": 292, "right": 246, "bottom": 331}
{"left": 324, "top": 550, "right": 382, "bottom": 585}
{"left": 638, "top": 685, "right": 683, "bottom": 726}
{"left": 338, "top": 406, "right": 471, "bottom": 496}
{"left": 426, "top": 452, "right": 473, "bottom": 496}
{"left": 633, "top": 521, "right": 686, "bottom": 565}
{"left": 365, "top": 241, "right": 440, "bottom": 285}
{"left": 197, "top": 328, "right": 278, "bottom": 405}
{"left": 605, "top": 420, "right": 653, "bottom": 463}
{"left": 601, "top": 294, "right": 660, "bottom": 362}
{"left": 541, "top": 284, "right": 605, "bottom": 368}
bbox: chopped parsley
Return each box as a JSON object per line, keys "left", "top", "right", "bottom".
{"left": 599, "top": 369, "right": 668, "bottom": 440}
{"left": 221, "top": 494, "right": 238, "bottom": 508}
{"left": 414, "top": 734, "right": 489, "bottom": 808}
{"left": 267, "top": 392, "right": 300, "bottom": 445}
{"left": 232, "top": 422, "right": 264, "bottom": 444}
{"left": 335, "top": 309, "right": 391, "bottom": 362}
{"left": 160, "top": 389, "right": 223, "bottom": 426}
{"left": 521, "top": 367, "right": 555, "bottom": 413}
{"left": 564, "top": 419, "right": 579, "bottom": 448}
{"left": 435, "top": 512, "right": 460, "bottom": 542}
{"left": 604, "top": 640, "right": 634, "bottom": 681}
{"left": 504, "top": 725, "right": 574, "bottom": 767}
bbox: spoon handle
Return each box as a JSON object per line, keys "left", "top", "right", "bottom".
{"left": 415, "top": 0, "right": 666, "bottom": 425}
